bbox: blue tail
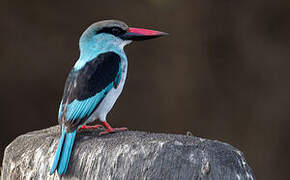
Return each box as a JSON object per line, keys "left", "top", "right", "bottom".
{"left": 50, "top": 126, "right": 77, "bottom": 175}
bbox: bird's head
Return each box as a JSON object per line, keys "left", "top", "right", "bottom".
{"left": 79, "top": 20, "right": 168, "bottom": 52}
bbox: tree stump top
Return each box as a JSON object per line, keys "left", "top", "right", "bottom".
{"left": 2, "top": 126, "right": 255, "bottom": 180}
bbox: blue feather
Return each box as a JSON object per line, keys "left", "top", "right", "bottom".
{"left": 76, "top": 33, "right": 126, "bottom": 70}
{"left": 50, "top": 127, "right": 77, "bottom": 175}
{"left": 114, "top": 63, "right": 122, "bottom": 87}
{"left": 57, "top": 130, "right": 77, "bottom": 174}
{"left": 50, "top": 126, "right": 66, "bottom": 175}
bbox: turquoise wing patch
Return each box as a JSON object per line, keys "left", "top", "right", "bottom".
{"left": 114, "top": 63, "right": 122, "bottom": 89}
{"left": 63, "top": 83, "right": 113, "bottom": 121}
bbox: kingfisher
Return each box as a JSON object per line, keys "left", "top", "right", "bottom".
{"left": 50, "top": 20, "right": 167, "bottom": 175}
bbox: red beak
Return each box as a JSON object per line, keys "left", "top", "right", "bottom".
{"left": 121, "top": 27, "right": 168, "bottom": 41}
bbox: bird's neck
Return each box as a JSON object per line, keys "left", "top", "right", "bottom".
{"left": 75, "top": 34, "right": 128, "bottom": 70}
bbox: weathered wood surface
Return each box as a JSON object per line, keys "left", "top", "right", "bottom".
{"left": 2, "top": 126, "right": 255, "bottom": 180}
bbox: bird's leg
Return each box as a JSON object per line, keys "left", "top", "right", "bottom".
{"left": 78, "top": 124, "right": 104, "bottom": 131}
{"left": 99, "top": 121, "right": 127, "bottom": 135}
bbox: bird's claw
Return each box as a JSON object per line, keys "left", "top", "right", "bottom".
{"left": 99, "top": 127, "right": 128, "bottom": 135}
{"left": 78, "top": 124, "right": 104, "bottom": 131}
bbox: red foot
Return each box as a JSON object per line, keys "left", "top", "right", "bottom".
{"left": 78, "top": 124, "right": 103, "bottom": 131}
{"left": 99, "top": 121, "right": 128, "bottom": 135}
{"left": 99, "top": 127, "right": 128, "bottom": 135}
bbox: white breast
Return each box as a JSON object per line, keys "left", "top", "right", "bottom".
{"left": 86, "top": 58, "right": 127, "bottom": 123}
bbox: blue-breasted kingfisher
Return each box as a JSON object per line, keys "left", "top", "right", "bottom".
{"left": 50, "top": 20, "right": 167, "bottom": 175}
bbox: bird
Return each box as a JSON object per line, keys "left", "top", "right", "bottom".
{"left": 50, "top": 20, "right": 167, "bottom": 175}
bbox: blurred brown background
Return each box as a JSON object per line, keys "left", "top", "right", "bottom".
{"left": 1, "top": 0, "right": 289, "bottom": 179}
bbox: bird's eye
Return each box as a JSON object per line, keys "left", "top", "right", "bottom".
{"left": 111, "top": 27, "right": 122, "bottom": 36}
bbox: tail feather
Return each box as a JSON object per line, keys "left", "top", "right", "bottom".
{"left": 50, "top": 130, "right": 66, "bottom": 174}
{"left": 50, "top": 127, "right": 77, "bottom": 175}
{"left": 57, "top": 130, "right": 77, "bottom": 174}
